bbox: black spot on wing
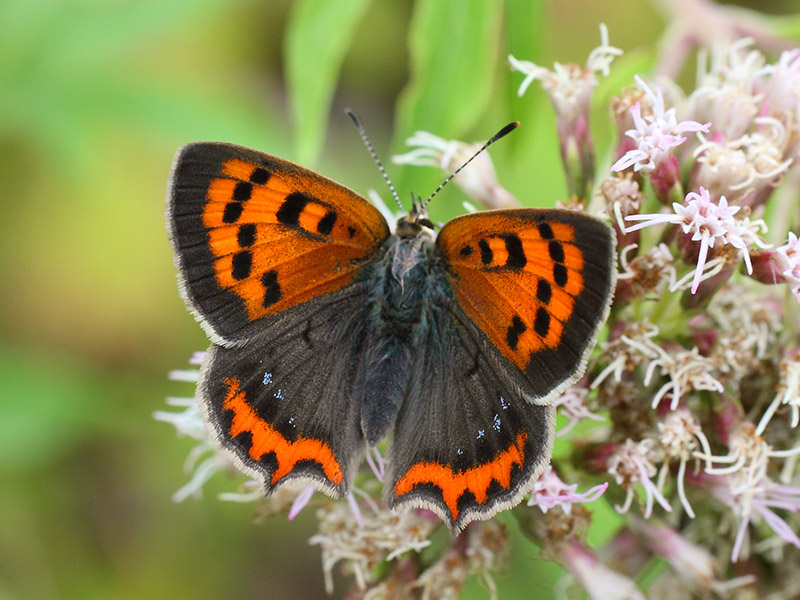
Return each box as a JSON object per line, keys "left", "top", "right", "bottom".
{"left": 317, "top": 210, "right": 337, "bottom": 235}
{"left": 233, "top": 181, "right": 253, "bottom": 202}
{"left": 223, "top": 202, "right": 243, "bottom": 223}
{"left": 479, "top": 239, "right": 493, "bottom": 265}
{"left": 506, "top": 315, "right": 527, "bottom": 350}
{"left": 536, "top": 279, "right": 552, "bottom": 304}
{"left": 537, "top": 223, "right": 554, "bottom": 240}
{"left": 262, "top": 270, "right": 282, "bottom": 307}
{"left": 231, "top": 251, "right": 252, "bottom": 280}
{"left": 237, "top": 224, "right": 257, "bottom": 247}
{"left": 548, "top": 240, "right": 565, "bottom": 263}
{"left": 249, "top": 168, "right": 271, "bottom": 185}
{"left": 504, "top": 234, "right": 526, "bottom": 269}
{"left": 277, "top": 192, "right": 312, "bottom": 227}
{"left": 554, "top": 263, "right": 568, "bottom": 287}
{"left": 534, "top": 307, "right": 550, "bottom": 337}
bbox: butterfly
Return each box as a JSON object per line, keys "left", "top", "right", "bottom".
{"left": 166, "top": 119, "right": 616, "bottom": 532}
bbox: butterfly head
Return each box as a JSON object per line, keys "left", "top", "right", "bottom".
{"left": 346, "top": 109, "right": 518, "bottom": 241}
{"left": 396, "top": 198, "right": 436, "bottom": 239}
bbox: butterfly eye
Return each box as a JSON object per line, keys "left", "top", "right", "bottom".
{"left": 418, "top": 217, "right": 436, "bottom": 230}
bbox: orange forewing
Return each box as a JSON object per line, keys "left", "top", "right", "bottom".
{"left": 393, "top": 432, "right": 528, "bottom": 521}
{"left": 438, "top": 211, "right": 585, "bottom": 372}
{"left": 223, "top": 377, "right": 344, "bottom": 486}
{"left": 202, "top": 156, "right": 389, "bottom": 323}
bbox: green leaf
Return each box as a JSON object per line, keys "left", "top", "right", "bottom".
{"left": 0, "top": 0, "right": 272, "bottom": 180}
{"left": 390, "top": 0, "right": 505, "bottom": 205}
{"left": 284, "top": 0, "right": 373, "bottom": 166}
{"left": 500, "top": 0, "right": 550, "bottom": 206}
{"left": 504, "top": 0, "right": 544, "bottom": 106}
{"left": 393, "top": 0, "right": 504, "bottom": 193}
{"left": 766, "top": 13, "right": 800, "bottom": 41}
{"left": 0, "top": 345, "right": 105, "bottom": 472}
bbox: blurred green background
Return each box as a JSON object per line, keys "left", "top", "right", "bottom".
{"left": 2, "top": 1, "right": 799, "bottom": 598}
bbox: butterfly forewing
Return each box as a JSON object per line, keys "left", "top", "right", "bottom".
{"left": 437, "top": 209, "right": 616, "bottom": 404}
{"left": 167, "top": 143, "right": 391, "bottom": 346}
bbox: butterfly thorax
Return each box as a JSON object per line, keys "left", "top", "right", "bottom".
{"left": 359, "top": 227, "right": 444, "bottom": 446}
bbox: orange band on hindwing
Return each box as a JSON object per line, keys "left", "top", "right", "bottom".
{"left": 393, "top": 431, "right": 527, "bottom": 521}
{"left": 222, "top": 377, "right": 343, "bottom": 486}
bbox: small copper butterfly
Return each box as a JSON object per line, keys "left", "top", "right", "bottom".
{"left": 166, "top": 117, "right": 616, "bottom": 531}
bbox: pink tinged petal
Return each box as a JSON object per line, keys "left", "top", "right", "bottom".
{"left": 741, "top": 248, "right": 753, "bottom": 274}
{"left": 692, "top": 233, "right": 712, "bottom": 293}
{"left": 611, "top": 149, "right": 649, "bottom": 172}
{"left": 346, "top": 493, "right": 364, "bottom": 529}
{"left": 757, "top": 506, "right": 800, "bottom": 548}
{"left": 630, "top": 101, "right": 645, "bottom": 131}
{"left": 168, "top": 369, "right": 201, "bottom": 382}
{"left": 563, "top": 541, "right": 645, "bottom": 600}
{"left": 582, "top": 481, "right": 610, "bottom": 502}
{"left": 676, "top": 459, "right": 695, "bottom": 519}
{"left": 769, "top": 483, "right": 800, "bottom": 496}
{"left": 730, "top": 516, "right": 750, "bottom": 563}
{"left": 678, "top": 122, "right": 710, "bottom": 133}
{"left": 288, "top": 485, "right": 315, "bottom": 521}
{"left": 623, "top": 212, "right": 681, "bottom": 233}
{"left": 365, "top": 446, "right": 385, "bottom": 482}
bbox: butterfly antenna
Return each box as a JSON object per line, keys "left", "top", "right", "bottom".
{"left": 421, "top": 121, "right": 519, "bottom": 211}
{"left": 346, "top": 109, "right": 404, "bottom": 212}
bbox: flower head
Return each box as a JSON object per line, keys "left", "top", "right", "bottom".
{"left": 776, "top": 232, "right": 800, "bottom": 299}
{"left": 551, "top": 385, "right": 605, "bottom": 437}
{"left": 642, "top": 345, "right": 724, "bottom": 411}
{"left": 558, "top": 540, "right": 645, "bottom": 600}
{"left": 625, "top": 186, "right": 769, "bottom": 293}
{"left": 509, "top": 24, "right": 621, "bottom": 198}
{"left": 692, "top": 119, "right": 793, "bottom": 201}
{"left": 508, "top": 23, "right": 621, "bottom": 111}
{"left": 710, "top": 472, "right": 800, "bottom": 562}
{"left": 757, "top": 348, "right": 800, "bottom": 432}
{"left": 689, "top": 39, "right": 765, "bottom": 140}
{"left": 392, "top": 131, "right": 518, "bottom": 209}
{"left": 528, "top": 466, "right": 608, "bottom": 514}
{"left": 409, "top": 520, "right": 509, "bottom": 600}
{"left": 616, "top": 242, "right": 677, "bottom": 300}
{"left": 760, "top": 48, "right": 800, "bottom": 117}
{"left": 654, "top": 409, "right": 713, "bottom": 517}
{"left": 607, "top": 439, "right": 673, "bottom": 518}
{"left": 611, "top": 75, "right": 710, "bottom": 173}
{"left": 309, "top": 501, "right": 436, "bottom": 594}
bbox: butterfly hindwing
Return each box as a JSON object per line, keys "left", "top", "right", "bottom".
{"left": 388, "top": 295, "right": 555, "bottom": 531}
{"left": 436, "top": 209, "right": 616, "bottom": 404}
{"left": 167, "top": 143, "right": 391, "bottom": 346}
{"left": 199, "top": 285, "right": 373, "bottom": 497}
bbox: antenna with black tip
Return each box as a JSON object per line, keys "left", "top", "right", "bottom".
{"left": 421, "top": 121, "right": 519, "bottom": 211}
{"left": 346, "top": 109, "right": 405, "bottom": 213}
